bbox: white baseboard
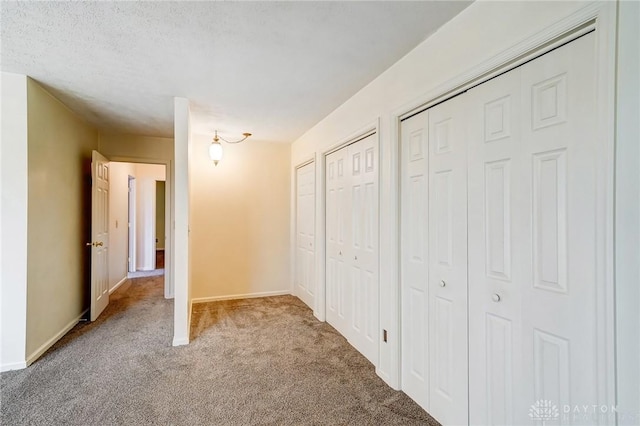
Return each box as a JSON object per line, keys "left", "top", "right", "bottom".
{"left": 187, "top": 299, "right": 193, "bottom": 337}
{"left": 376, "top": 368, "right": 399, "bottom": 390}
{"left": 109, "top": 276, "right": 127, "bottom": 295}
{"left": 191, "top": 290, "right": 291, "bottom": 304}
{"left": 25, "top": 309, "right": 88, "bottom": 366}
{"left": 172, "top": 336, "right": 189, "bottom": 346}
{"left": 1, "top": 360, "right": 28, "bottom": 372}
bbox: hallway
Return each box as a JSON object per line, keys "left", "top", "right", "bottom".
{"left": 1, "top": 278, "right": 435, "bottom": 425}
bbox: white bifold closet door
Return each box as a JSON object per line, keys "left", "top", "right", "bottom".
{"left": 326, "top": 134, "right": 379, "bottom": 364}
{"left": 427, "top": 94, "right": 469, "bottom": 426}
{"left": 400, "top": 111, "right": 430, "bottom": 410}
{"left": 295, "top": 162, "right": 315, "bottom": 310}
{"left": 468, "top": 33, "right": 600, "bottom": 425}
{"left": 400, "top": 31, "right": 602, "bottom": 426}
{"left": 400, "top": 95, "right": 469, "bottom": 425}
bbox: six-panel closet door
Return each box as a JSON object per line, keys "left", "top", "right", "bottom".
{"left": 399, "top": 31, "right": 601, "bottom": 426}
{"left": 295, "top": 162, "right": 316, "bottom": 310}
{"left": 468, "top": 32, "right": 601, "bottom": 425}
{"left": 326, "top": 135, "right": 379, "bottom": 364}
{"left": 400, "top": 95, "right": 469, "bottom": 425}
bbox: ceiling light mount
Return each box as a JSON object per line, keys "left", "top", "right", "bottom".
{"left": 209, "top": 130, "right": 252, "bottom": 166}
{"left": 214, "top": 130, "right": 252, "bottom": 145}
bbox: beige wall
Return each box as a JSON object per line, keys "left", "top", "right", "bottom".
{"left": 25, "top": 78, "right": 98, "bottom": 358}
{"left": 190, "top": 134, "right": 290, "bottom": 300}
{"left": 99, "top": 133, "right": 173, "bottom": 162}
{"left": 108, "top": 162, "right": 136, "bottom": 290}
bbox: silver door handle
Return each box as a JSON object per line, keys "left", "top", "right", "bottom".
{"left": 439, "top": 280, "right": 446, "bottom": 287}
{"left": 492, "top": 293, "right": 501, "bottom": 302}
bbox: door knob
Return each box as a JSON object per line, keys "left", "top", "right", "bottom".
{"left": 354, "top": 256, "right": 358, "bottom": 261}
{"left": 492, "top": 293, "right": 501, "bottom": 302}
{"left": 86, "top": 242, "right": 103, "bottom": 247}
{"left": 439, "top": 280, "right": 446, "bottom": 287}
{"left": 96, "top": 241, "right": 103, "bottom": 247}
{"left": 339, "top": 251, "right": 342, "bottom": 256}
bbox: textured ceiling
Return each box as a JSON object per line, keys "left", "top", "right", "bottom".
{"left": 1, "top": 1, "right": 471, "bottom": 143}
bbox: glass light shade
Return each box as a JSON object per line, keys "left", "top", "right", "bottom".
{"left": 209, "top": 141, "right": 223, "bottom": 166}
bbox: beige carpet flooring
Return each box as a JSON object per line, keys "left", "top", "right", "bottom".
{"left": 1, "top": 277, "right": 437, "bottom": 425}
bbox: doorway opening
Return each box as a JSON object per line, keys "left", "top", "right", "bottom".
{"left": 109, "top": 162, "right": 167, "bottom": 289}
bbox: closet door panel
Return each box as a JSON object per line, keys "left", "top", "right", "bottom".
{"left": 348, "top": 136, "right": 378, "bottom": 364}
{"left": 295, "top": 162, "right": 316, "bottom": 310}
{"left": 325, "top": 135, "right": 378, "bottom": 364}
{"left": 326, "top": 149, "right": 350, "bottom": 337}
{"left": 519, "top": 33, "right": 599, "bottom": 419}
{"left": 400, "top": 111, "right": 430, "bottom": 410}
{"left": 428, "top": 94, "right": 469, "bottom": 426}
{"left": 467, "top": 67, "right": 524, "bottom": 426}
{"left": 467, "top": 32, "right": 601, "bottom": 425}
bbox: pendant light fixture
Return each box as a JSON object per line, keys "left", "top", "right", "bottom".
{"left": 209, "top": 130, "right": 252, "bottom": 166}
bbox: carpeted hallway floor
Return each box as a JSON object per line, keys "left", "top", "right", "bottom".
{"left": 1, "top": 277, "right": 437, "bottom": 425}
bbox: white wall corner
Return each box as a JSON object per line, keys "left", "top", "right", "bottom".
{"left": 0, "top": 72, "right": 29, "bottom": 371}
{"left": 172, "top": 97, "right": 191, "bottom": 346}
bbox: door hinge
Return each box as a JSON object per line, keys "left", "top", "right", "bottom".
{"left": 383, "top": 329, "right": 388, "bottom": 343}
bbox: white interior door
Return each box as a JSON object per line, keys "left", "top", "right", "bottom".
{"left": 347, "top": 135, "right": 379, "bottom": 364}
{"left": 400, "top": 111, "right": 430, "bottom": 410}
{"left": 326, "top": 147, "right": 350, "bottom": 336}
{"left": 91, "top": 150, "right": 110, "bottom": 321}
{"left": 468, "top": 32, "right": 601, "bottom": 425}
{"left": 295, "top": 162, "right": 315, "bottom": 309}
{"left": 428, "top": 94, "right": 469, "bottom": 426}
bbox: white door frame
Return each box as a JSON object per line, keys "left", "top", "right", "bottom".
{"left": 316, "top": 119, "right": 380, "bottom": 337}
{"left": 388, "top": 2, "right": 617, "bottom": 402}
{"left": 110, "top": 156, "right": 174, "bottom": 299}
{"left": 127, "top": 176, "right": 136, "bottom": 273}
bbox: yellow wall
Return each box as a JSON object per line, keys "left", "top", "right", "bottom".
{"left": 99, "top": 132, "right": 173, "bottom": 161}
{"left": 25, "top": 79, "right": 98, "bottom": 358}
{"left": 190, "top": 134, "right": 291, "bottom": 300}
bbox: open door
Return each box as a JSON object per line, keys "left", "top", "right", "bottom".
{"left": 90, "top": 150, "right": 110, "bottom": 321}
